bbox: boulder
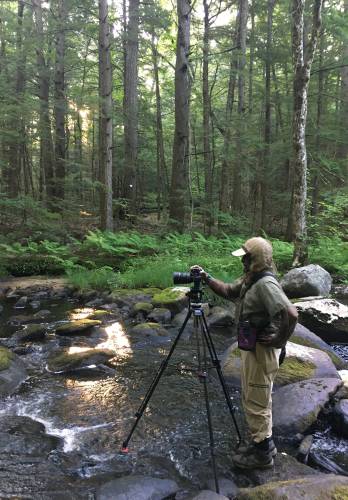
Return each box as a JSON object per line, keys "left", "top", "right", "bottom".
{"left": 172, "top": 308, "right": 194, "bottom": 339}
{"left": 85, "top": 297, "right": 105, "bottom": 308}
{"left": 205, "top": 478, "right": 239, "bottom": 498}
{"left": 54, "top": 319, "right": 102, "bottom": 335}
{"left": 13, "top": 323, "right": 47, "bottom": 342}
{"left": 332, "top": 399, "right": 348, "bottom": 438}
{"left": 291, "top": 323, "right": 347, "bottom": 369}
{"left": 148, "top": 307, "right": 171, "bottom": 324}
{"left": 208, "top": 306, "right": 235, "bottom": 329}
{"left": 14, "top": 296, "right": 28, "bottom": 309}
{"left": 131, "top": 322, "right": 170, "bottom": 338}
{"left": 132, "top": 302, "right": 154, "bottom": 316}
{"left": 0, "top": 347, "right": 27, "bottom": 396}
{"left": 272, "top": 378, "right": 342, "bottom": 435}
{"left": 236, "top": 474, "right": 348, "bottom": 500}
{"left": 47, "top": 348, "right": 115, "bottom": 373}
{"left": 33, "top": 309, "right": 52, "bottom": 320}
{"left": 220, "top": 341, "right": 339, "bottom": 388}
{"left": 152, "top": 287, "right": 189, "bottom": 314}
{"left": 109, "top": 288, "right": 160, "bottom": 308}
{"left": 280, "top": 264, "right": 332, "bottom": 298}
{"left": 96, "top": 475, "right": 179, "bottom": 500}
{"left": 29, "top": 300, "right": 41, "bottom": 309}
{"left": 293, "top": 297, "right": 348, "bottom": 343}
{"left": 191, "top": 491, "right": 228, "bottom": 500}
{"left": 0, "top": 416, "right": 60, "bottom": 455}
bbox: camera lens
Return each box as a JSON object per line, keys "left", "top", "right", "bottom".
{"left": 173, "top": 272, "right": 192, "bottom": 285}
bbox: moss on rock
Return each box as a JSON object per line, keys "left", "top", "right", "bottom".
{"left": 55, "top": 319, "right": 102, "bottom": 335}
{"left": 291, "top": 334, "right": 346, "bottom": 370}
{"left": 332, "top": 485, "right": 348, "bottom": 500}
{"left": 276, "top": 356, "right": 316, "bottom": 385}
{"left": 152, "top": 287, "right": 188, "bottom": 313}
{"left": 133, "top": 302, "right": 154, "bottom": 313}
{"left": 47, "top": 348, "right": 114, "bottom": 372}
{"left": 0, "top": 347, "right": 14, "bottom": 371}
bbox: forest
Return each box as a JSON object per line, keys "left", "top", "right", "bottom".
{"left": 0, "top": 0, "right": 347, "bottom": 286}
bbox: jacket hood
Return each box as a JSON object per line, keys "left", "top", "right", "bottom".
{"left": 243, "top": 237, "right": 276, "bottom": 273}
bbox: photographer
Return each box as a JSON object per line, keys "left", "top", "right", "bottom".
{"left": 193, "top": 236, "right": 298, "bottom": 470}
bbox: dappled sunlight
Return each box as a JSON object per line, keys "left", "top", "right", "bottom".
{"left": 69, "top": 308, "right": 94, "bottom": 320}
{"left": 67, "top": 346, "right": 91, "bottom": 354}
{"left": 98, "top": 321, "right": 132, "bottom": 355}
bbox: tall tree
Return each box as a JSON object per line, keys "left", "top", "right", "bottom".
{"left": 32, "top": 0, "right": 55, "bottom": 203}
{"left": 53, "top": 0, "right": 66, "bottom": 202}
{"left": 123, "top": 0, "right": 139, "bottom": 211}
{"left": 291, "top": 0, "right": 323, "bottom": 266}
{"left": 168, "top": 0, "right": 191, "bottom": 231}
{"left": 98, "top": 0, "right": 113, "bottom": 230}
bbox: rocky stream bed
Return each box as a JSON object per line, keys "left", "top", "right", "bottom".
{"left": 0, "top": 274, "right": 348, "bottom": 499}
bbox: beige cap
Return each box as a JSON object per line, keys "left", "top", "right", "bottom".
{"left": 231, "top": 246, "right": 247, "bottom": 257}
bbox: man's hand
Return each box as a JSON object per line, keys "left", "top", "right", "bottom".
{"left": 190, "top": 265, "right": 208, "bottom": 282}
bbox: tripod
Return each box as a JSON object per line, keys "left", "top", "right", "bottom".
{"left": 121, "top": 284, "right": 241, "bottom": 494}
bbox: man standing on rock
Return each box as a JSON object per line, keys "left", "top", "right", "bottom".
{"left": 193, "top": 237, "right": 298, "bottom": 469}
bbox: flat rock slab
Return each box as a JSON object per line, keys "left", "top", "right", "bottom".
{"left": 273, "top": 378, "right": 343, "bottom": 435}
{"left": 55, "top": 319, "right": 102, "bottom": 335}
{"left": 236, "top": 473, "right": 348, "bottom": 500}
{"left": 47, "top": 348, "right": 115, "bottom": 373}
{"left": 293, "top": 298, "right": 348, "bottom": 343}
{"left": 96, "top": 475, "right": 179, "bottom": 500}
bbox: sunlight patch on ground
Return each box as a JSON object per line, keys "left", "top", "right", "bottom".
{"left": 69, "top": 308, "right": 94, "bottom": 320}
{"left": 98, "top": 321, "right": 132, "bottom": 354}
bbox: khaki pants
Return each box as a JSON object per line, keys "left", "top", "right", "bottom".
{"left": 240, "top": 343, "right": 280, "bottom": 443}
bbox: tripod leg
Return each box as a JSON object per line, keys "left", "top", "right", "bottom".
{"left": 200, "top": 313, "right": 242, "bottom": 444}
{"left": 121, "top": 308, "right": 193, "bottom": 452}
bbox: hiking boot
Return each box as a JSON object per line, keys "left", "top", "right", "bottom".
{"left": 232, "top": 447, "right": 274, "bottom": 470}
{"left": 233, "top": 438, "right": 277, "bottom": 459}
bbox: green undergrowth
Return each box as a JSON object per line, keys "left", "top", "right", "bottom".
{"left": 0, "top": 231, "right": 347, "bottom": 290}
{"left": 0, "top": 347, "right": 14, "bottom": 371}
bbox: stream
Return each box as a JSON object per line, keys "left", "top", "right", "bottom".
{"left": 0, "top": 293, "right": 348, "bottom": 497}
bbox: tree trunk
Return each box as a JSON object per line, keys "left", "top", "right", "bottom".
{"left": 54, "top": 0, "right": 66, "bottom": 203}
{"left": 248, "top": 0, "right": 255, "bottom": 115}
{"left": 98, "top": 0, "right": 113, "bottom": 230}
{"left": 123, "top": 0, "right": 139, "bottom": 212}
{"left": 339, "top": 1, "right": 348, "bottom": 162}
{"left": 291, "top": 0, "right": 322, "bottom": 266}
{"left": 168, "top": 0, "right": 191, "bottom": 232}
{"left": 32, "top": 0, "right": 55, "bottom": 205}
{"left": 202, "top": 0, "right": 213, "bottom": 234}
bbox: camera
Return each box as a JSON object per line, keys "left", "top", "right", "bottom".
{"left": 173, "top": 267, "right": 201, "bottom": 285}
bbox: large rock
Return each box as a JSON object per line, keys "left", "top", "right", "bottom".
{"left": 220, "top": 341, "right": 339, "bottom": 388}
{"left": 236, "top": 474, "right": 348, "bottom": 500}
{"left": 152, "top": 287, "right": 189, "bottom": 314}
{"left": 47, "top": 348, "right": 115, "bottom": 373}
{"left": 293, "top": 297, "right": 348, "bottom": 343}
{"left": 109, "top": 288, "right": 160, "bottom": 308}
{"left": 131, "top": 322, "right": 170, "bottom": 338}
{"left": 208, "top": 306, "right": 235, "bottom": 329}
{"left": 332, "top": 399, "right": 348, "bottom": 438}
{"left": 148, "top": 307, "right": 171, "bottom": 324}
{"left": 191, "top": 491, "right": 228, "bottom": 500}
{"left": 0, "top": 416, "right": 60, "bottom": 455}
{"left": 273, "top": 378, "right": 342, "bottom": 435}
{"left": 13, "top": 323, "right": 47, "bottom": 342}
{"left": 54, "top": 319, "right": 102, "bottom": 335}
{"left": 291, "top": 323, "right": 347, "bottom": 369}
{"left": 280, "top": 264, "right": 332, "bottom": 298}
{"left": 96, "top": 475, "right": 179, "bottom": 500}
{"left": 0, "top": 347, "right": 27, "bottom": 396}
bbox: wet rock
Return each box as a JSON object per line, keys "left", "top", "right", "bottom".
{"left": 236, "top": 474, "right": 348, "bottom": 499}
{"left": 273, "top": 378, "right": 343, "bottom": 435}
{"left": 13, "top": 323, "right": 47, "bottom": 342}
{"left": 0, "top": 416, "right": 60, "bottom": 455}
{"left": 100, "top": 302, "right": 120, "bottom": 312}
{"left": 31, "top": 290, "right": 50, "bottom": 300}
{"left": 96, "top": 475, "right": 179, "bottom": 500}
{"left": 29, "top": 300, "right": 41, "bottom": 309}
{"left": 85, "top": 297, "right": 105, "bottom": 307}
{"left": 191, "top": 491, "right": 228, "bottom": 500}
{"left": 308, "top": 451, "right": 348, "bottom": 476}
{"left": 47, "top": 348, "right": 115, "bottom": 372}
{"left": 7, "top": 314, "right": 34, "bottom": 326}
{"left": 54, "top": 319, "right": 102, "bottom": 335}
{"left": 220, "top": 341, "right": 339, "bottom": 388}
{"left": 132, "top": 302, "right": 154, "bottom": 316}
{"left": 0, "top": 304, "right": 3, "bottom": 315}
{"left": 291, "top": 323, "right": 347, "bottom": 369}
{"left": 208, "top": 306, "right": 235, "bottom": 329}
{"left": 152, "top": 287, "right": 189, "bottom": 314}
{"left": 172, "top": 309, "right": 194, "bottom": 339}
{"left": 148, "top": 307, "right": 171, "bottom": 324}
{"left": 332, "top": 399, "right": 348, "bottom": 438}
{"left": 280, "top": 264, "right": 332, "bottom": 298}
{"left": 33, "top": 309, "right": 52, "bottom": 320}
{"left": 293, "top": 297, "right": 348, "bottom": 343}
{"left": 6, "top": 289, "right": 20, "bottom": 299}
{"left": 296, "top": 434, "right": 313, "bottom": 464}
{"left": 131, "top": 322, "right": 170, "bottom": 338}
{"left": 0, "top": 347, "right": 27, "bottom": 396}
{"left": 205, "top": 478, "right": 239, "bottom": 498}
{"left": 87, "top": 309, "right": 112, "bottom": 320}
{"left": 14, "top": 296, "right": 28, "bottom": 309}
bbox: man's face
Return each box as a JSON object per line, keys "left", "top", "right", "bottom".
{"left": 242, "top": 253, "right": 252, "bottom": 273}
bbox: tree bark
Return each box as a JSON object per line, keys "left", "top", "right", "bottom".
{"left": 168, "top": 0, "right": 191, "bottom": 232}
{"left": 291, "top": 0, "right": 322, "bottom": 266}
{"left": 123, "top": 0, "right": 139, "bottom": 212}
{"left": 98, "top": 0, "right": 113, "bottom": 230}
{"left": 32, "top": 0, "right": 55, "bottom": 204}
{"left": 339, "top": 1, "right": 348, "bottom": 161}
{"left": 53, "top": 0, "right": 66, "bottom": 203}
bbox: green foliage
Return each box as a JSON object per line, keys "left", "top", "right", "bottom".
{"left": 66, "top": 266, "right": 117, "bottom": 291}
{"left": 309, "top": 237, "right": 348, "bottom": 281}
{"left": 308, "top": 191, "right": 348, "bottom": 240}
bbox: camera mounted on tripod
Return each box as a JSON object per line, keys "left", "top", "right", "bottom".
{"left": 173, "top": 267, "right": 203, "bottom": 304}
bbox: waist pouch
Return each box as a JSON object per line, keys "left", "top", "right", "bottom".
{"left": 237, "top": 320, "right": 257, "bottom": 351}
